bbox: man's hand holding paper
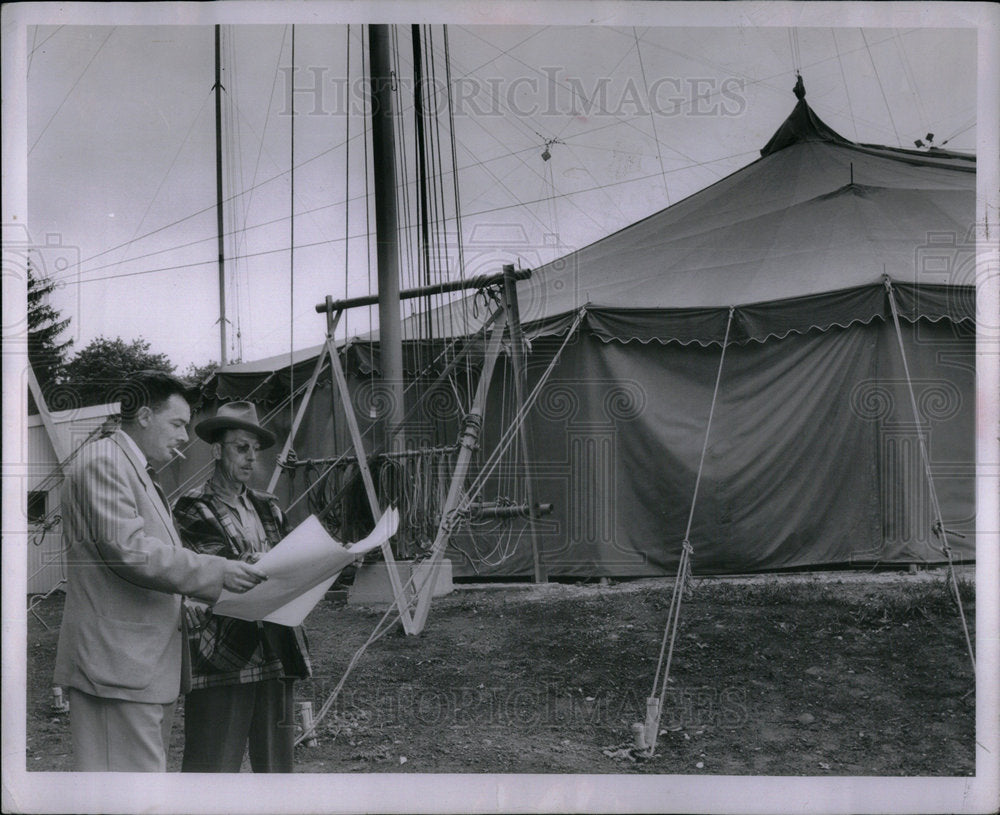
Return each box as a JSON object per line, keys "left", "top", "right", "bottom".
{"left": 212, "top": 506, "right": 399, "bottom": 626}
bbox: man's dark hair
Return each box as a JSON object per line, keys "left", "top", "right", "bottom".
{"left": 113, "top": 370, "right": 191, "bottom": 422}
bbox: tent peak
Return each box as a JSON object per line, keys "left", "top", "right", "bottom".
{"left": 760, "top": 76, "right": 853, "bottom": 157}
{"left": 793, "top": 73, "right": 806, "bottom": 101}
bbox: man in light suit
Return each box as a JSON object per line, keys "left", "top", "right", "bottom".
{"left": 54, "top": 370, "right": 268, "bottom": 772}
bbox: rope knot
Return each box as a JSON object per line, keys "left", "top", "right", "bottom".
{"left": 680, "top": 540, "right": 694, "bottom": 595}
{"left": 931, "top": 520, "right": 954, "bottom": 556}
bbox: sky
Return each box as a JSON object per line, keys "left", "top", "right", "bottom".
{"left": 14, "top": 3, "right": 985, "bottom": 372}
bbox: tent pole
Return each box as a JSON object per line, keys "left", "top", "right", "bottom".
{"left": 323, "top": 304, "right": 416, "bottom": 633}
{"left": 26, "top": 365, "right": 69, "bottom": 464}
{"left": 410, "top": 314, "right": 508, "bottom": 633}
{"left": 306, "top": 311, "right": 503, "bottom": 526}
{"left": 266, "top": 337, "right": 332, "bottom": 494}
{"left": 368, "top": 24, "right": 406, "bottom": 470}
{"left": 501, "top": 264, "right": 546, "bottom": 583}
{"left": 214, "top": 24, "right": 227, "bottom": 366}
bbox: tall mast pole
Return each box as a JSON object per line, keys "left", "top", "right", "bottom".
{"left": 368, "top": 25, "right": 405, "bottom": 454}
{"left": 214, "top": 24, "right": 227, "bottom": 366}
{"left": 411, "top": 25, "right": 433, "bottom": 340}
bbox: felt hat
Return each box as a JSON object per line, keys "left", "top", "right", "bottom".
{"left": 195, "top": 401, "right": 276, "bottom": 449}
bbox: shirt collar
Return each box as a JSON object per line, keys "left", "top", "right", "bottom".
{"left": 204, "top": 476, "right": 249, "bottom": 508}
{"left": 118, "top": 430, "right": 149, "bottom": 470}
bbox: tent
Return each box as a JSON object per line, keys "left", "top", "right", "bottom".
{"left": 179, "top": 89, "right": 976, "bottom": 578}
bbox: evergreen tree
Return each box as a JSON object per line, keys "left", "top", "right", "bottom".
{"left": 27, "top": 265, "right": 73, "bottom": 387}
{"left": 27, "top": 265, "right": 73, "bottom": 413}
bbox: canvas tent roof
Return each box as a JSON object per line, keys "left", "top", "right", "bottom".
{"left": 527, "top": 106, "right": 972, "bottom": 310}
{"left": 209, "top": 91, "right": 975, "bottom": 397}
{"left": 192, "top": 87, "right": 977, "bottom": 576}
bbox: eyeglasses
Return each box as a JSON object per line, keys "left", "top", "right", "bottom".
{"left": 222, "top": 441, "right": 262, "bottom": 456}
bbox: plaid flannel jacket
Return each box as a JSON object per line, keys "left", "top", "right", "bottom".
{"left": 173, "top": 483, "right": 311, "bottom": 690}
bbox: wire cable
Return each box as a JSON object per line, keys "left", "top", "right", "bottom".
{"left": 634, "top": 27, "right": 670, "bottom": 205}
{"left": 831, "top": 29, "right": 860, "bottom": 143}
{"left": 861, "top": 29, "right": 902, "bottom": 147}
{"left": 30, "top": 27, "right": 116, "bottom": 155}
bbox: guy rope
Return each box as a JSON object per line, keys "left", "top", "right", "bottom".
{"left": 883, "top": 275, "right": 975, "bottom": 675}
{"left": 636, "top": 306, "right": 734, "bottom": 757}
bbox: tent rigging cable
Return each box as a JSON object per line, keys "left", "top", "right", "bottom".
{"left": 224, "top": 26, "right": 247, "bottom": 362}
{"left": 84, "top": 74, "right": 214, "bottom": 284}
{"left": 443, "top": 24, "right": 470, "bottom": 370}
{"left": 233, "top": 25, "right": 291, "bottom": 356}
{"left": 70, "top": 131, "right": 354, "bottom": 281}
{"left": 29, "top": 26, "right": 116, "bottom": 156}
{"left": 426, "top": 27, "right": 454, "bottom": 397}
{"left": 65, "top": 136, "right": 755, "bottom": 287}
{"left": 27, "top": 25, "right": 64, "bottom": 76}
{"left": 831, "top": 30, "right": 860, "bottom": 143}
{"left": 634, "top": 27, "right": 670, "bottom": 205}
{"left": 639, "top": 305, "right": 734, "bottom": 757}
{"left": 883, "top": 277, "right": 975, "bottom": 675}
{"left": 288, "top": 24, "right": 297, "bottom": 432}
{"left": 860, "top": 29, "right": 902, "bottom": 148}
{"left": 430, "top": 26, "right": 472, "bottom": 418}
{"left": 891, "top": 30, "right": 928, "bottom": 138}
{"left": 360, "top": 27, "right": 375, "bottom": 388}
{"left": 344, "top": 25, "right": 352, "bottom": 333}
{"left": 788, "top": 28, "right": 802, "bottom": 74}
{"left": 64, "top": 28, "right": 844, "bottom": 286}
{"left": 431, "top": 29, "right": 458, "bottom": 357}
{"left": 430, "top": 46, "right": 612, "bottom": 240}
{"left": 295, "top": 309, "right": 585, "bottom": 746}
{"left": 283, "top": 309, "right": 501, "bottom": 517}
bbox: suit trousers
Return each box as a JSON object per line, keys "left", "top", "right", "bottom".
{"left": 181, "top": 679, "right": 296, "bottom": 773}
{"left": 68, "top": 688, "right": 176, "bottom": 772}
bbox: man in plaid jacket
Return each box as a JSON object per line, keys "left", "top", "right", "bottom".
{"left": 173, "top": 402, "right": 311, "bottom": 772}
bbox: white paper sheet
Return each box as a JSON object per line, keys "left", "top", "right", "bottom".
{"left": 211, "top": 507, "right": 398, "bottom": 626}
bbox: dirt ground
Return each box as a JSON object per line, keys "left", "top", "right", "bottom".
{"left": 25, "top": 567, "right": 975, "bottom": 775}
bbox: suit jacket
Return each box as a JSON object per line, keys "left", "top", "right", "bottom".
{"left": 54, "top": 430, "right": 228, "bottom": 703}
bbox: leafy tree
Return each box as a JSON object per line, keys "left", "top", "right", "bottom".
{"left": 61, "top": 336, "right": 175, "bottom": 408}
{"left": 28, "top": 265, "right": 73, "bottom": 411}
{"left": 182, "top": 359, "right": 223, "bottom": 410}
{"left": 184, "top": 359, "right": 221, "bottom": 386}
